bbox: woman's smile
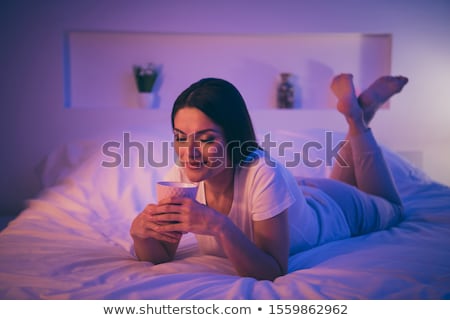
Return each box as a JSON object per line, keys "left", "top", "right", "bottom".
{"left": 173, "top": 107, "right": 230, "bottom": 182}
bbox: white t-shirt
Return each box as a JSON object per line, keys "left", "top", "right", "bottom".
{"left": 165, "top": 150, "right": 310, "bottom": 256}
{"left": 164, "top": 149, "right": 348, "bottom": 256}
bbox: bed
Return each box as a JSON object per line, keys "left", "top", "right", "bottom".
{"left": 1, "top": 128, "right": 449, "bottom": 299}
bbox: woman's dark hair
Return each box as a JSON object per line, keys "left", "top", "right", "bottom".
{"left": 171, "top": 78, "right": 260, "bottom": 166}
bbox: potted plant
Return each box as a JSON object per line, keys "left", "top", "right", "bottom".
{"left": 133, "top": 63, "right": 159, "bottom": 108}
{"left": 133, "top": 63, "right": 158, "bottom": 92}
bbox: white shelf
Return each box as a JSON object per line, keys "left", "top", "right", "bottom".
{"left": 64, "top": 31, "right": 392, "bottom": 110}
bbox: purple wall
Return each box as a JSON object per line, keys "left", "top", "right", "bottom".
{"left": 1, "top": 0, "right": 449, "bottom": 216}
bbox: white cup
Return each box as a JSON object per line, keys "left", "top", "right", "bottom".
{"left": 156, "top": 181, "right": 198, "bottom": 203}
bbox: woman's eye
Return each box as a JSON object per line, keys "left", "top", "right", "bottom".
{"left": 174, "top": 135, "right": 187, "bottom": 142}
{"left": 200, "top": 137, "right": 216, "bottom": 143}
{"left": 174, "top": 134, "right": 219, "bottom": 144}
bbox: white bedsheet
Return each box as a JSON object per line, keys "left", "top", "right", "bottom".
{"left": 1, "top": 130, "right": 449, "bottom": 299}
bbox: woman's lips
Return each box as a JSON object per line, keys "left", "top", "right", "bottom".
{"left": 184, "top": 161, "right": 205, "bottom": 169}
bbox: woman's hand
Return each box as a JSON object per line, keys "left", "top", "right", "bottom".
{"left": 148, "top": 197, "right": 226, "bottom": 236}
{"left": 144, "top": 197, "right": 288, "bottom": 280}
{"left": 130, "top": 204, "right": 183, "bottom": 244}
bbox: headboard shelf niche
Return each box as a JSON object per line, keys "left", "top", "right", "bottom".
{"left": 64, "top": 31, "right": 391, "bottom": 110}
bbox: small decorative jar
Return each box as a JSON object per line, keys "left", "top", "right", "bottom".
{"left": 277, "top": 73, "right": 294, "bottom": 109}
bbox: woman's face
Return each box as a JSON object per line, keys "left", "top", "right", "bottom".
{"left": 173, "top": 107, "right": 230, "bottom": 183}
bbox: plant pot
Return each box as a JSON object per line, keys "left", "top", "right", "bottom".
{"left": 138, "top": 92, "right": 154, "bottom": 108}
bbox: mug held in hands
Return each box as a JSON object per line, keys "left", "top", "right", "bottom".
{"left": 156, "top": 181, "right": 198, "bottom": 204}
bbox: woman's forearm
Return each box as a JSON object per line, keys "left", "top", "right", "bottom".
{"left": 216, "top": 218, "right": 285, "bottom": 281}
{"left": 133, "top": 236, "right": 178, "bottom": 264}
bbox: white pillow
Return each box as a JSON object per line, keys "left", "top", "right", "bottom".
{"left": 36, "top": 139, "right": 100, "bottom": 188}
{"left": 36, "top": 127, "right": 430, "bottom": 216}
{"left": 35, "top": 129, "right": 174, "bottom": 219}
{"left": 256, "top": 128, "right": 345, "bottom": 179}
{"left": 256, "top": 128, "right": 431, "bottom": 191}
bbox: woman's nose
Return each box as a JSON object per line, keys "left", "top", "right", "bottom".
{"left": 187, "top": 140, "right": 201, "bottom": 159}
{"left": 178, "top": 138, "right": 200, "bottom": 162}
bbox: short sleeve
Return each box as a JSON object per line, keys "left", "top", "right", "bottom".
{"left": 246, "top": 156, "right": 296, "bottom": 221}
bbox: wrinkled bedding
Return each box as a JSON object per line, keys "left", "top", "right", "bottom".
{"left": 1, "top": 129, "right": 449, "bottom": 299}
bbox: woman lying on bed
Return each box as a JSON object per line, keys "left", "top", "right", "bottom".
{"left": 130, "top": 74, "right": 408, "bottom": 281}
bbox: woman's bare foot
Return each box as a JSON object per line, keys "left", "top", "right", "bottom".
{"left": 330, "top": 74, "right": 363, "bottom": 119}
{"left": 358, "top": 76, "right": 408, "bottom": 124}
{"left": 330, "top": 73, "right": 367, "bottom": 135}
